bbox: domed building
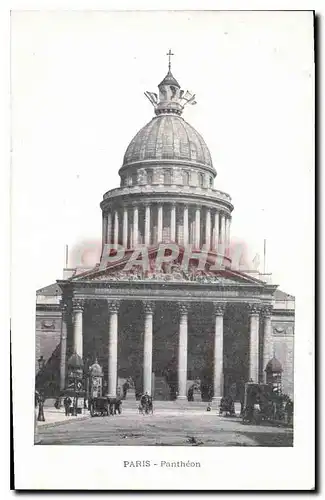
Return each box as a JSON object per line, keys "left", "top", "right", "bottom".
{"left": 35, "top": 55, "right": 295, "bottom": 404}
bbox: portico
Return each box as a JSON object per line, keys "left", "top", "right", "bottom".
{"left": 59, "top": 273, "right": 276, "bottom": 402}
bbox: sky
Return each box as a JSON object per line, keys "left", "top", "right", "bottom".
{"left": 11, "top": 10, "right": 314, "bottom": 297}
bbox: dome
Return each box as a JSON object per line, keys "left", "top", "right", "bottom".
{"left": 89, "top": 359, "right": 103, "bottom": 377}
{"left": 122, "top": 115, "right": 213, "bottom": 170}
{"left": 265, "top": 357, "right": 283, "bottom": 373}
{"left": 67, "top": 352, "right": 83, "bottom": 369}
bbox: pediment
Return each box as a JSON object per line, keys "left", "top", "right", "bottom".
{"left": 70, "top": 247, "right": 266, "bottom": 286}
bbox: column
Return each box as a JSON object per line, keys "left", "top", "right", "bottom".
{"left": 123, "top": 208, "right": 128, "bottom": 249}
{"left": 145, "top": 204, "right": 151, "bottom": 246}
{"left": 59, "top": 301, "right": 68, "bottom": 391}
{"left": 212, "top": 302, "right": 226, "bottom": 402}
{"left": 205, "top": 208, "right": 211, "bottom": 250}
{"left": 213, "top": 211, "right": 219, "bottom": 251}
{"left": 262, "top": 305, "right": 273, "bottom": 381}
{"left": 107, "top": 300, "right": 120, "bottom": 398}
{"left": 248, "top": 304, "right": 261, "bottom": 383}
{"left": 143, "top": 301, "right": 155, "bottom": 395}
{"left": 170, "top": 203, "right": 176, "bottom": 242}
{"left": 195, "top": 206, "right": 201, "bottom": 249}
{"left": 219, "top": 213, "right": 226, "bottom": 254}
{"left": 114, "top": 210, "right": 119, "bottom": 246}
{"left": 130, "top": 225, "right": 133, "bottom": 250}
{"left": 226, "top": 217, "right": 231, "bottom": 247}
{"left": 102, "top": 213, "right": 108, "bottom": 250}
{"left": 72, "top": 299, "right": 84, "bottom": 359}
{"left": 157, "top": 204, "right": 163, "bottom": 243}
{"left": 177, "top": 303, "right": 190, "bottom": 400}
{"left": 133, "top": 205, "right": 139, "bottom": 248}
{"left": 107, "top": 212, "right": 112, "bottom": 244}
{"left": 183, "top": 205, "right": 189, "bottom": 247}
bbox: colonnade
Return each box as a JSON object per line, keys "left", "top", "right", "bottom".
{"left": 102, "top": 203, "right": 231, "bottom": 252}
{"left": 60, "top": 300, "right": 273, "bottom": 399}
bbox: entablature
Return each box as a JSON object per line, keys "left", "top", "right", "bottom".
{"left": 101, "top": 185, "right": 233, "bottom": 213}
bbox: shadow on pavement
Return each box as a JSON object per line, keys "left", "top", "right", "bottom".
{"left": 237, "top": 431, "right": 293, "bottom": 447}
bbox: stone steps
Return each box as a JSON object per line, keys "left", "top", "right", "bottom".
{"left": 121, "top": 399, "right": 210, "bottom": 410}
{"left": 44, "top": 397, "right": 212, "bottom": 410}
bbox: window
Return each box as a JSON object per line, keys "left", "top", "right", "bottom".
{"left": 131, "top": 172, "right": 138, "bottom": 185}
{"left": 183, "top": 170, "right": 190, "bottom": 186}
{"left": 190, "top": 141, "right": 197, "bottom": 160}
{"left": 147, "top": 169, "right": 153, "bottom": 185}
{"left": 198, "top": 172, "right": 204, "bottom": 187}
{"left": 120, "top": 176, "right": 127, "bottom": 187}
{"left": 209, "top": 176, "right": 213, "bottom": 188}
{"left": 164, "top": 169, "right": 172, "bottom": 185}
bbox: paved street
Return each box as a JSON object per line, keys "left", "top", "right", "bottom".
{"left": 38, "top": 410, "right": 293, "bottom": 447}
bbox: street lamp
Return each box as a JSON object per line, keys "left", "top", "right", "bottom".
{"left": 37, "top": 356, "right": 45, "bottom": 422}
{"left": 38, "top": 356, "right": 45, "bottom": 371}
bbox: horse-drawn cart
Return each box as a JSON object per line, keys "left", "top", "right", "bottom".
{"left": 241, "top": 382, "right": 293, "bottom": 426}
{"left": 89, "top": 396, "right": 109, "bottom": 417}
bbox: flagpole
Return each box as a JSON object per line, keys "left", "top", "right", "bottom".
{"left": 65, "top": 244, "right": 69, "bottom": 268}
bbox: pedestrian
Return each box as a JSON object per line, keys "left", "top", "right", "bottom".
{"left": 115, "top": 398, "right": 122, "bottom": 415}
{"left": 64, "top": 396, "right": 72, "bottom": 416}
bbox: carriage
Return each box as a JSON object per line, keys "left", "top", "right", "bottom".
{"left": 219, "top": 395, "right": 236, "bottom": 417}
{"left": 241, "top": 382, "right": 293, "bottom": 425}
{"left": 89, "top": 396, "right": 109, "bottom": 417}
{"left": 89, "top": 396, "right": 123, "bottom": 416}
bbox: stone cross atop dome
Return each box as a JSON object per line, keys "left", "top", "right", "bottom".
{"left": 144, "top": 49, "right": 197, "bottom": 116}
{"left": 167, "top": 49, "right": 174, "bottom": 71}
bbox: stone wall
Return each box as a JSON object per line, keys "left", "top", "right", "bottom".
{"left": 272, "top": 314, "right": 295, "bottom": 398}
{"left": 35, "top": 309, "right": 62, "bottom": 374}
{"left": 122, "top": 165, "right": 214, "bottom": 189}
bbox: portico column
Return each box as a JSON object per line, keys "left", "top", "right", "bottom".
{"left": 72, "top": 299, "right": 84, "bottom": 359}
{"left": 205, "top": 208, "right": 211, "bottom": 250}
{"left": 123, "top": 208, "right": 128, "bottom": 249}
{"left": 107, "top": 300, "right": 120, "bottom": 398}
{"left": 143, "top": 301, "right": 155, "bottom": 395}
{"left": 177, "top": 302, "right": 190, "bottom": 400}
{"left": 212, "top": 302, "right": 226, "bottom": 403}
{"left": 133, "top": 205, "right": 139, "bottom": 248}
{"left": 262, "top": 305, "right": 273, "bottom": 382}
{"left": 195, "top": 207, "right": 201, "bottom": 249}
{"left": 114, "top": 210, "right": 119, "bottom": 246}
{"left": 157, "top": 204, "right": 163, "bottom": 243}
{"left": 170, "top": 203, "right": 176, "bottom": 242}
{"left": 213, "top": 211, "right": 219, "bottom": 251}
{"left": 183, "top": 205, "right": 189, "bottom": 247}
{"left": 59, "top": 301, "right": 68, "bottom": 391}
{"left": 107, "top": 212, "right": 112, "bottom": 244}
{"left": 145, "top": 204, "right": 151, "bottom": 246}
{"left": 248, "top": 304, "right": 261, "bottom": 383}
